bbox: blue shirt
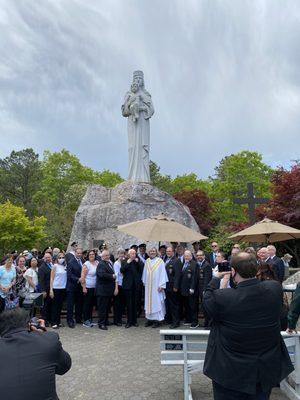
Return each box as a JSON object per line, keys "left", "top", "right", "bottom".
{"left": 0, "top": 265, "right": 16, "bottom": 298}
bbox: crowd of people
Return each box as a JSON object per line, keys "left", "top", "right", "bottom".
{"left": 0, "top": 240, "right": 298, "bottom": 332}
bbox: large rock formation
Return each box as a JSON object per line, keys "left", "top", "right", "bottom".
{"left": 69, "top": 181, "right": 200, "bottom": 253}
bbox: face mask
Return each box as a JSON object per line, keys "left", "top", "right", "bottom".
{"left": 58, "top": 258, "right": 65, "bottom": 265}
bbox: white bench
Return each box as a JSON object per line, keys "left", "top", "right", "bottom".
{"left": 160, "top": 329, "right": 300, "bottom": 400}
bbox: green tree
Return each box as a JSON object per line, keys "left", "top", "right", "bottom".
{"left": 209, "top": 151, "right": 273, "bottom": 224}
{"left": 149, "top": 161, "right": 173, "bottom": 193}
{"left": 0, "top": 149, "right": 41, "bottom": 216}
{"left": 171, "top": 173, "right": 209, "bottom": 195}
{"left": 35, "top": 149, "right": 123, "bottom": 248}
{"left": 0, "top": 201, "right": 46, "bottom": 255}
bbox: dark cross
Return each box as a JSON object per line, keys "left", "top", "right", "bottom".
{"left": 233, "top": 183, "right": 269, "bottom": 225}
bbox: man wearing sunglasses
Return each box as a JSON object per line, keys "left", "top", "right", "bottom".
{"left": 207, "top": 242, "right": 219, "bottom": 267}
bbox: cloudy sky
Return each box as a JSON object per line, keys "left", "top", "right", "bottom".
{"left": 0, "top": 0, "right": 299, "bottom": 178}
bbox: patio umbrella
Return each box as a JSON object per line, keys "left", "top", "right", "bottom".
{"left": 228, "top": 218, "right": 300, "bottom": 243}
{"left": 117, "top": 213, "right": 208, "bottom": 243}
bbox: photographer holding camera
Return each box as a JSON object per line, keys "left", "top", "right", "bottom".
{"left": 0, "top": 308, "right": 71, "bottom": 400}
{"left": 203, "top": 252, "right": 293, "bottom": 400}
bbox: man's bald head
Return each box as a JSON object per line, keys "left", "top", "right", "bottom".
{"left": 101, "top": 250, "right": 110, "bottom": 261}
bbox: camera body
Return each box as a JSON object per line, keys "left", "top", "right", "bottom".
{"left": 218, "top": 261, "right": 231, "bottom": 272}
{"left": 30, "top": 317, "right": 46, "bottom": 331}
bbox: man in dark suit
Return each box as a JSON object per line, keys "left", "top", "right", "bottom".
{"left": 180, "top": 250, "right": 199, "bottom": 328}
{"left": 0, "top": 308, "right": 71, "bottom": 400}
{"left": 196, "top": 250, "right": 212, "bottom": 328}
{"left": 121, "top": 249, "right": 143, "bottom": 328}
{"left": 164, "top": 246, "right": 182, "bottom": 329}
{"left": 203, "top": 252, "right": 293, "bottom": 399}
{"left": 206, "top": 241, "right": 219, "bottom": 267}
{"left": 65, "top": 241, "right": 78, "bottom": 265}
{"left": 137, "top": 243, "right": 149, "bottom": 263}
{"left": 96, "top": 250, "right": 117, "bottom": 330}
{"left": 159, "top": 245, "right": 168, "bottom": 262}
{"left": 38, "top": 252, "right": 54, "bottom": 326}
{"left": 266, "top": 245, "right": 285, "bottom": 282}
{"left": 66, "top": 247, "right": 84, "bottom": 328}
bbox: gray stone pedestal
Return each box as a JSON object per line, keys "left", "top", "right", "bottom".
{"left": 69, "top": 181, "right": 199, "bottom": 253}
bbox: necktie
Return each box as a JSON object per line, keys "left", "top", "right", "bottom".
{"left": 183, "top": 262, "right": 188, "bottom": 271}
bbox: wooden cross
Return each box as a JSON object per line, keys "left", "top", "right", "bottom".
{"left": 233, "top": 182, "right": 269, "bottom": 225}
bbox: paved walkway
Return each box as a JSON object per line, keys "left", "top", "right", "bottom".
{"left": 56, "top": 320, "right": 288, "bottom": 400}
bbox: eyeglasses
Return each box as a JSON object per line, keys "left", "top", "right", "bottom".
{"left": 58, "top": 257, "right": 65, "bottom": 259}
{"left": 211, "top": 245, "right": 218, "bottom": 248}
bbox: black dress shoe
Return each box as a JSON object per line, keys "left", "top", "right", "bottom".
{"left": 144, "top": 320, "right": 153, "bottom": 327}
{"left": 114, "top": 322, "right": 122, "bottom": 327}
{"left": 170, "top": 323, "right": 180, "bottom": 329}
{"left": 68, "top": 322, "right": 75, "bottom": 329}
{"left": 98, "top": 325, "right": 108, "bottom": 330}
{"left": 152, "top": 321, "right": 160, "bottom": 328}
{"left": 125, "top": 323, "right": 132, "bottom": 328}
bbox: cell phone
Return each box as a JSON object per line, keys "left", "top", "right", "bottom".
{"left": 218, "top": 261, "right": 231, "bottom": 272}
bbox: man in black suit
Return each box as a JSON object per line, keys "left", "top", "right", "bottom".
{"left": 164, "top": 246, "right": 182, "bottom": 329}
{"left": 137, "top": 243, "right": 149, "bottom": 263}
{"left": 266, "top": 245, "right": 285, "bottom": 282}
{"left": 96, "top": 250, "right": 117, "bottom": 330}
{"left": 159, "top": 245, "right": 168, "bottom": 262}
{"left": 0, "top": 308, "right": 71, "bottom": 400}
{"left": 65, "top": 241, "right": 78, "bottom": 265}
{"left": 38, "top": 252, "right": 54, "bottom": 326}
{"left": 203, "top": 252, "right": 293, "bottom": 399}
{"left": 206, "top": 241, "right": 219, "bottom": 267}
{"left": 66, "top": 247, "right": 84, "bottom": 328}
{"left": 121, "top": 249, "right": 143, "bottom": 328}
{"left": 196, "top": 250, "right": 212, "bottom": 328}
{"left": 180, "top": 250, "right": 199, "bottom": 328}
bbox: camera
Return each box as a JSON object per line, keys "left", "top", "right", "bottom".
{"left": 218, "top": 261, "right": 231, "bottom": 272}
{"left": 30, "top": 317, "right": 46, "bottom": 332}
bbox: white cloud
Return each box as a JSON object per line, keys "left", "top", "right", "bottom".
{"left": 0, "top": 0, "right": 299, "bottom": 177}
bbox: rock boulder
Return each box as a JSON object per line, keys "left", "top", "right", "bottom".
{"left": 69, "top": 181, "right": 200, "bottom": 253}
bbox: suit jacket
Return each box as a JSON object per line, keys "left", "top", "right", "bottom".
{"left": 180, "top": 259, "right": 198, "bottom": 296}
{"left": 38, "top": 262, "right": 52, "bottom": 292}
{"left": 267, "top": 256, "right": 285, "bottom": 282}
{"left": 206, "top": 252, "right": 218, "bottom": 267}
{"left": 120, "top": 259, "right": 143, "bottom": 290}
{"left": 65, "top": 251, "right": 75, "bottom": 266}
{"left": 96, "top": 260, "right": 115, "bottom": 297}
{"left": 165, "top": 256, "right": 182, "bottom": 292}
{"left": 0, "top": 328, "right": 71, "bottom": 400}
{"left": 197, "top": 260, "right": 212, "bottom": 293}
{"left": 203, "top": 278, "right": 293, "bottom": 394}
{"left": 66, "top": 257, "right": 83, "bottom": 292}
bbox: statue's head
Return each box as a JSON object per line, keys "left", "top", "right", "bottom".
{"left": 133, "top": 70, "right": 144, "bottom": 88}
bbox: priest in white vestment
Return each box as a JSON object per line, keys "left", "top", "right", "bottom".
{"left": 142, "top": 248, "right": 168, "bottom": 328}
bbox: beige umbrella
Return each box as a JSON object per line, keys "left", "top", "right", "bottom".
{"left": 228, "top": 218, "right": 300, "bottom": 243}
{"left": 117, "top": 213, "right": 208, "bottom": 243}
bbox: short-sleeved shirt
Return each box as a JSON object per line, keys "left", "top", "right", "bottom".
{"left": 24, "top": 268, "right": 38, "bottom": 293}
{"left": 0, "top": 265, "right": 16, "bottom": 298}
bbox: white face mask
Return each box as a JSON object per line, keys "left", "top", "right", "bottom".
{"left": 58, "top": 258, "right": 65, "bottom": 265}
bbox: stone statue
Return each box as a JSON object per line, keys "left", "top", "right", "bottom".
{"left": 122, "top": 71, "right": 154, "bottom": 183}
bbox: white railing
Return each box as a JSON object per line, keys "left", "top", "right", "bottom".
{"left": 160, "top": 329, "right": 300, "bottom": 400}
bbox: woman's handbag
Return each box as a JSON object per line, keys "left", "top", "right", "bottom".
{"left": 5, "top": 291, "right": 19, "bottom": 310}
